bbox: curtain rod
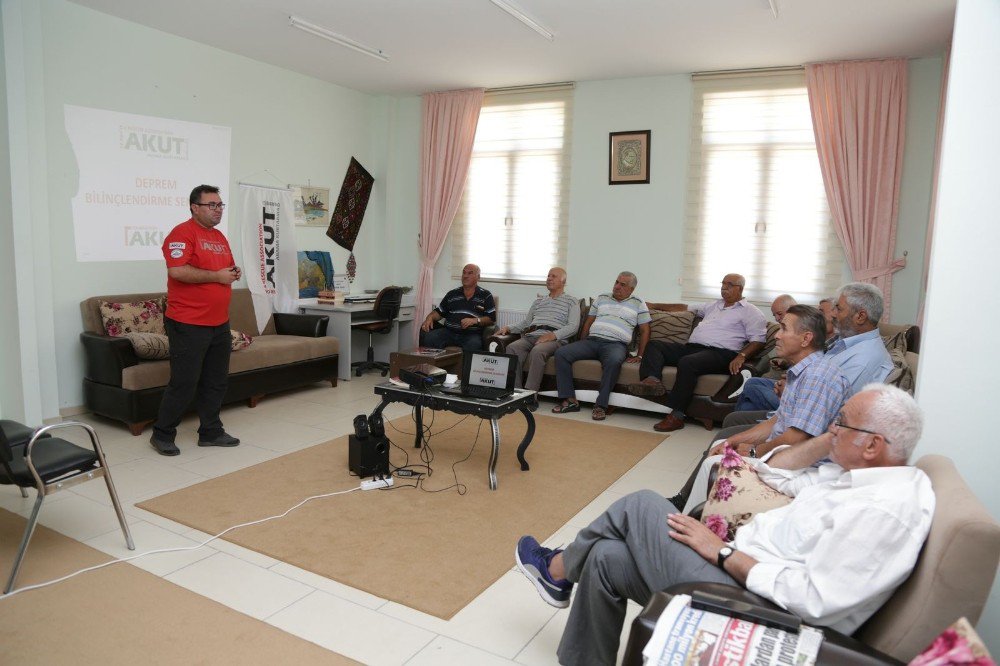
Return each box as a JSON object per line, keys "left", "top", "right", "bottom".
{"left": 692, "top": 65, "right": 804, "bottom": 79}
{"left": 487, "top": 81, "right": 575, "bottom": 93}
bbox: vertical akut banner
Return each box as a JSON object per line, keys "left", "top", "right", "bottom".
{"left": 239, "top": 184, "right": 299, "bottom": 334}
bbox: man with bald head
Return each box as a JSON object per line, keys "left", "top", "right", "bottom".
{"left": 420, "top": 263, "right": 496, "bottom": 352}
{"left": 629, "top": 273, "right": 767, "bottom": 432}
{"left": 733, "top": 294, "right": 798, "bottom": 412}
{"left": 498, "top": 267, "right": 580, "bottom": 392}
{"left": 515, "top": 384, "right": 934, "bottom": 665}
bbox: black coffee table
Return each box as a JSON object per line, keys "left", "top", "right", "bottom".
{"left": 370, "top": 383, "right": 537, "bottom": 490}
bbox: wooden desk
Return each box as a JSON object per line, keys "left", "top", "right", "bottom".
{"left": 298, "top": 298, "right": 416, "bottom": 380}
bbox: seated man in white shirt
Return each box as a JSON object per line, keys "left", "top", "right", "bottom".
{"left": 514, "top": 384, "right": 934, "bottom": 666}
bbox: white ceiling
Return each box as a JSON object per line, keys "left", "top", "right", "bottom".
{"left": 68, "top": 0, "right": 955, "bottom": 96}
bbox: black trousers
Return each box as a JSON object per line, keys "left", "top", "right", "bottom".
{"left": 639, "top": 341, "right": 737, "bottom": 412}
{"left": 153, "top": 317, "right": 231, "bottom": 442}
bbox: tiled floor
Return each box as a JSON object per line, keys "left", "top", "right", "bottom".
{"left": 2, "top": 376, "right": 718, "bottom": 665}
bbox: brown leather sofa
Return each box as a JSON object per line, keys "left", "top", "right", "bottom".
{"left": 80, "top": 289, "right": 339, "bottom": 435}
{"left": 491, "top": 303, "right": 920, "bottom": 427}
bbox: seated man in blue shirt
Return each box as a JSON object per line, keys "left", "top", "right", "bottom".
{"left": 734, "top": 283, "right": 892, "bottom": 413}
{"left": 419, "top": 263, "right": 496, "bottom": 352}
{"left": 672, "top": 305, "right": 852, "bottom": 509}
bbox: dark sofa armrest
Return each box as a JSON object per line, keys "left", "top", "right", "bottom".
{"left": 487, "top": 332, "right": 521, "bottom": 353}
{"left": 79, "top": 332, "right": 138, "bottom": 386}
{"left": 273, "top": 313, "right": 329, "bottom": 337}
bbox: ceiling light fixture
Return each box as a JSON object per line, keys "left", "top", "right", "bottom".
{"left": 488, "top": 0, "right": 554, "bottom": 41}
{"left": 289, "top": 15, "right": 389, "bottom": 62}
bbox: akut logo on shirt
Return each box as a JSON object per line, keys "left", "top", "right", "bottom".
{"left": 200, "top": 239, "right": 227, "bottom": 253}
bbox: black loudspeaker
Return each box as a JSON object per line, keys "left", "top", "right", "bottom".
{"left": 349, "top": 434, "right": 389, "bottom": 478}
{"left": 353, "top": 415, "right": 370, "bottom": 440}
{"left": 368, "top": 413, "right": 384, "bottom": 438}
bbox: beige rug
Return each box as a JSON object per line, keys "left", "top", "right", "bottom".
{"left": 0, "top": 509, "right": 356, "bottom": 665}
{"left": 138, "top": 412, "right": 665, "bottom": 619}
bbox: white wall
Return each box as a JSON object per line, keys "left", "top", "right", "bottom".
{"left": 0, "top": 5, "right": 23, "bottom": 421}
{"left": 5, "top": 0, "right": 398, "bottom": 416}
{"left": 433, "top": 62, "right": 941, "bottom": 323}
{"left": 914, "top": 0, "right": 1000, "bottom": 646}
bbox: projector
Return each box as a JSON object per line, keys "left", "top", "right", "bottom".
{"left": 399, "top": 363, "right": 447, "bottom": 390}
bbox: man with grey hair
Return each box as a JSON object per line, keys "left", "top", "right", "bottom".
{"left": 514, "top": 384, "right": 934, "bottom": 666}
{"left": 770, "top": 293, "right": 796, "bottom": 323}
{"left": 828, "top": 282, "right": 893, "bottom": 393}
{"left": 818, "top": 296, "right": 837, "bottom": 347}
{"left": 498, "top": 267, "right": 580, "bottom": 391}
{"left": 629, "top": 273, "right": 768, "bottom": 432}
{"left": 553, "top": 272, "right": 650, "bottom": 421}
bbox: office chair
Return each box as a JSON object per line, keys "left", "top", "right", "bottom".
{"left": 351, "top": 286, "right": 404, "bottom": 377}
{"left": 0, "top": 420, "right": 134, "bottom": 593}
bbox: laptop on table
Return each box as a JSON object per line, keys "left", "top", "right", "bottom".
{"left": 440, "top": 350, "right": 518, "bottom": 401}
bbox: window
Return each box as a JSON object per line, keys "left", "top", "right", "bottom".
{"left": 451, "top": 84, "right": 573, "bottom": 283}
{"left": 683, "top": 70, "right": 843, "bottom": 305}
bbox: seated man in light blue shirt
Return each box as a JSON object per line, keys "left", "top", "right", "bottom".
{"left": 826, "top": 282, "right": 893, "bottom": 392}
{"left": 629, "top": 274, "right": 768, "bottom": 432}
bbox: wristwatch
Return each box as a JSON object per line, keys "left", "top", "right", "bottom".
{"left": 717, "top": 545, "right": 736, "bottom": 569}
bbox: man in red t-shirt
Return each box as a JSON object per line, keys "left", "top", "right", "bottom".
{"left": 150, "top": 185, "right": 242, "bottom": 456}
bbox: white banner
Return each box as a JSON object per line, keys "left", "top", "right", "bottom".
{"left": 64, "top": 104, "right": 232, "bottom": 262}
{"left": 239, "top": 184, "right": 299, "bottom": 334}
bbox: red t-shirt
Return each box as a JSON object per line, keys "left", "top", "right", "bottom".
{"left": 162, "top": 218, "right": 234, "bottom": 326}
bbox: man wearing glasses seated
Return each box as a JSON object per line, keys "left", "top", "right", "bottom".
{"left": 515, "top": 384, "right": 934, "bottom": 666}
{"left": 149, "top": 185, "right": 242, "bottom": 457}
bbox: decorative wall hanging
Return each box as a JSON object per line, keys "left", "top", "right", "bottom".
{"left": 327, "top": 157, "right": 374, "bottom": 282}
{"left": 291, "top": 185, "right": 331, "bottom": 226}
{"left": 609, "top": 130, "right": 651, "bottom": 185}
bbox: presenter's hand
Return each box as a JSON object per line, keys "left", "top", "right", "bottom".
{"left": 217, "top": 267, "right": 239, "bottom": 284}
{"left": 536, "top": 332, "right": 556, "bottom": 343}
{"left": 231, "top": 265, "right": 241, "bottom": 281}
{"left": 460, "top": 317, "right": 479, "bottom": 329}
{"left": 667, "top": 513, "right": 725, "bottom": 564}
{"left": 421, "top": 318, "right": 435, "bottom": 333}
{"left": 497, "top": 326, "right": 510, "bottom": 336}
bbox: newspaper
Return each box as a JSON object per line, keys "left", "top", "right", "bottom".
{"left": 642, "top": 594, "right": 823, "bottom": 666}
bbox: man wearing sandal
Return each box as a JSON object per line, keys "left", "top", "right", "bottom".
{"left": 552, "top": 272, "right": 651, "bottom": 421}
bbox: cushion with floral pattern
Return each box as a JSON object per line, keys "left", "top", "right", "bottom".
{"left": 231, "top": 330, "right": 253, "bottom": 351}
{"left": 99, "top": 298, "right": 166, "bottom": 337}
{"left": 700, "top": 445, "right": 792, "bottom": 541}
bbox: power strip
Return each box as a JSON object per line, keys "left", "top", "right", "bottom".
{"left": 360, "top": 477, "right": 393, "bottom": 491}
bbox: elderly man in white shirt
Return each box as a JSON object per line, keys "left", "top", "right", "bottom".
{"left": 514, "top": 384, "right": 934, "bottom": 666}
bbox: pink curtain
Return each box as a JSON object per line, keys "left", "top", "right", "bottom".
{"left": 414, "top": 88, "right": 485, "bottom": 343}
{"left": 806, "top": 59, "right": 908, "bottom": 319}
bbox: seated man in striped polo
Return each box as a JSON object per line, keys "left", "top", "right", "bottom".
{"left": 497, "top": 267, "right": 580, "bottom": 392}
{"left": 551, "top": 271, "right": 651, "bottom": 421}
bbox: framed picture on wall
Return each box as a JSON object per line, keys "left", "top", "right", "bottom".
{"left": 609, "top": 130, "right": 651, "bottom": 185}
{"left": 291, "top": 185, "right": 331, "bottom": 226}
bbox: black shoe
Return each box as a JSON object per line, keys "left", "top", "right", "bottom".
{"left": 198, "top": 432, "right": 240, "bottom": 447}
{"left": 150, "top": 435, "right": 180, "bottom": 456}
{"left": 666, "top": 493, "right": 687, "bottom": 510}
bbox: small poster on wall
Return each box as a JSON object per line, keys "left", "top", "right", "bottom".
{"left": 609, "top": 130, "right": 651, "bottom": 185}
{"left": 291, "top": 185, "right": 331, "bottom": 226}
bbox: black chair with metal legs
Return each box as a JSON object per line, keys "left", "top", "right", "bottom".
{"left": 0, "top": 420, "right": 134, "bottom": 594}
{"left": 351, "top": 286, "right": 404, "bottom": 377}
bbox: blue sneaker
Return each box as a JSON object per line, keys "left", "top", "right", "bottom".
{"left": 515, "top": 535, "right": 572, "bottom": 608}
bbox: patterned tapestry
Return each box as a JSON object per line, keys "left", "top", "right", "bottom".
{"left": 327, "top": 157, "right": 374, "bottom": 282}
